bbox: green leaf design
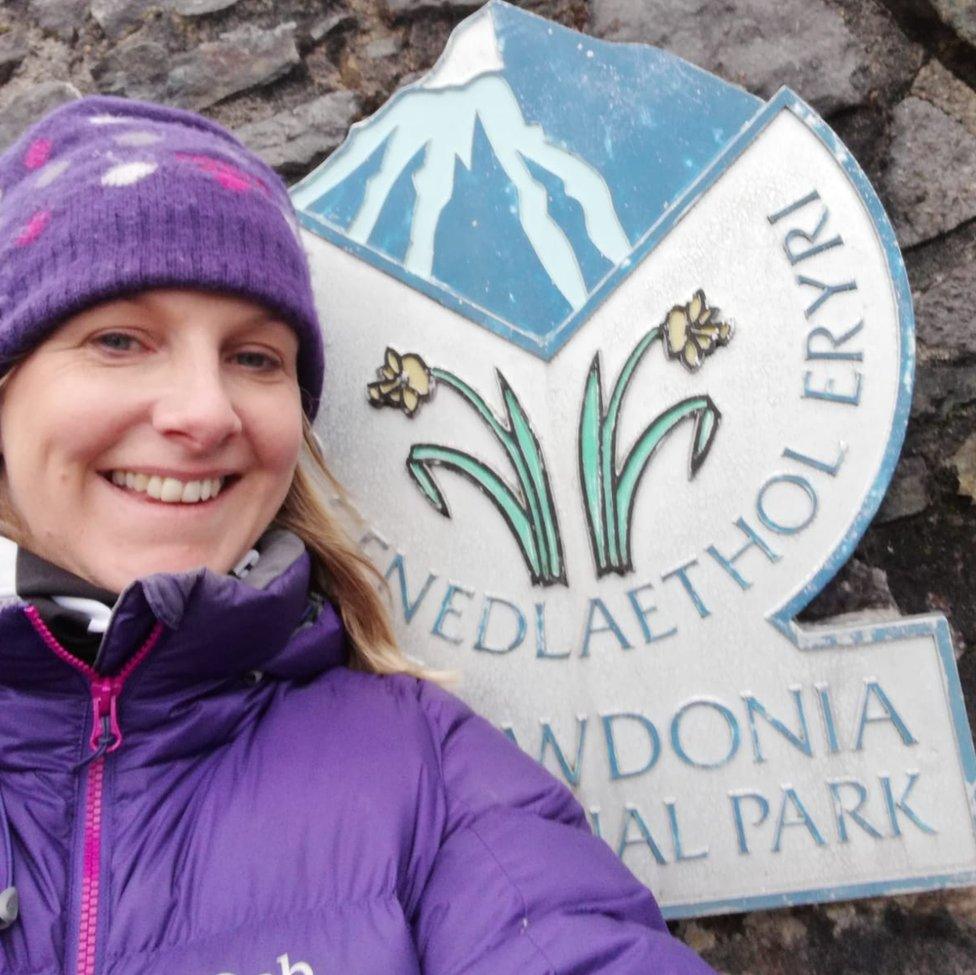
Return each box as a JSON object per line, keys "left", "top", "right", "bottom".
{"left": 430, "top": 368, "right": 546, "bottom": 564}
{"left": 404, "top": 367, "right": 565, "bottom": 586}
{"left": 579, "top": 358, "right": 607, "bottom": 572}
{"left": 576, "top": 317, "right": 727, "bottom": 577}
{"left": 600, "top": 326, "right": 662, "bottom": 563}
{"left": 501, "top": 377, "right": 564, "bottom": 582}
{"left": 407, "top": 443, "right": 543, "bottom": 583}
{"left": 614, "top": 396, "right": 721, "bottom": 566}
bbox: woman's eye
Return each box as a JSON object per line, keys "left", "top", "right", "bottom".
{"left": 234, "top": 350, "right": 281, "bottom": 371}
{"left": 93, "top": 331, "right": 140, "bottom": 353}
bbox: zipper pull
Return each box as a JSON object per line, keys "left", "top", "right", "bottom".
{"left": 89, "top": 677, "right": 123, "bottom": 754}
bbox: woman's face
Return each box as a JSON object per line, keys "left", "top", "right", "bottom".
{"left": 0, "top": 287, "right": 303, "bottom": 592}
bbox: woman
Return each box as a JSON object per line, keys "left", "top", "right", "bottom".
{"left": 0, "top": 95, "right": 715, "bottom": 974}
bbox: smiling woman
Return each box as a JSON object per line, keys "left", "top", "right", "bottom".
{"left": 0, "top": 289, "right": 304, "bottom": 591}
{"left": 0, "top": 95, "right": 715, "bottom": 975}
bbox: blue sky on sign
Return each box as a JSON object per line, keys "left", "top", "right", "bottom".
{"left": 294, "top": 1, "right": 761, "bottom": 354}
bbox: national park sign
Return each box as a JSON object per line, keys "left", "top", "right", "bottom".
{"left": 292, "top": 1, "right": 976, "bottom": 917}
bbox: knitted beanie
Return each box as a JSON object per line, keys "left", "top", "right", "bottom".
{"left": 0, "top": 94, "right": 324, "bottom": 418}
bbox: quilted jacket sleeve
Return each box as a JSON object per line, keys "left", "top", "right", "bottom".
{"left": 411, "top": 680, "right": 717, "bottom": 975}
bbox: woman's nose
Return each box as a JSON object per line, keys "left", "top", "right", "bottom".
{"left": 151, "top": 360, "right": 244, "bottom": 452}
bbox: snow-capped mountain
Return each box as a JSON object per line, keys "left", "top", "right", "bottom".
{"left": 291, "top": 1, "right": 761, "bottom": 356}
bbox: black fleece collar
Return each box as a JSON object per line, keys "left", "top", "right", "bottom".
{"left": 15, "top": 548, "right": 119, "bottom": 664}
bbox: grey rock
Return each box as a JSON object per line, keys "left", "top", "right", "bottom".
{"left": 876, "top": 456, "right": 931, "bottom": 523}
{"left": 364, "top": 36, "right": 402, "bottom": 60}
{"left": 93, "top": 0, "right": 241, "bottom": 34}
{"left": 590, "top": 0, "right": 867, "bottom": 115}
{"left": 92, "top": 34, "right": 170, "bottom": 102}
{"left": 308, "top": 11, "right": 356, "bottom": 44}
{"left": 913, "top": 363, "right": 976, "bottom": 418}
{"left": 912, "top": 59, "right": 976, "bottom": 138}
{"left": 235, "top": 90, "right": 360, "bottom": 171}
{"left": 690, "top": 890, "right": 976, "bottom": 974}
{"left": 883, "top": 97, "right": 976, "bottom": 248}
{"left": 172, "top": 0, "right": 241, "bottom": 15}
{"left": 28, "top": 0, "right": 88, "bottom": 42}
{"left": 801, "top": 557, "right": 900, "bottom": 620}
{"left": 384, "top": 0, "right": 481, "bottom": 16}
{"left": 395, "top": 69, "right": 425, "bottom": 91}
{"left": 916, "top": 262, "right": 976, "bottom": 356}
{"left": 166, "top": 23, "right": 301, "bottom": 111}
{"left": 951, "top": 432, "right": 976, "bottom": 502}
{"left": 827, "top": 0, "right": 924, "bottom": 101}
{"left": 90, "top": 0, "right": 160, "bottom": 40}
{"left": 933, "top": 0, "right": 976, "bottom": 47}
{"left": 0, "top": 29, "right": 28, "bottom": 86}
{"left": 0, "top": 81, "right": 79, "bottom": 152}
{"left": 302, "top": 48, "right": 344, "bottom": 91}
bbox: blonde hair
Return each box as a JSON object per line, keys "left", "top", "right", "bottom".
{"left": 274, "top": 417, "right": 441, "bottom": 680}
{"left": 0, "top": 364, "right": 441, "bottom": 682}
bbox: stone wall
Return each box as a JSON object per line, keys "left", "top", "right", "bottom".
{"left": 1, "top": 0, "right": 974, "bottom": 970}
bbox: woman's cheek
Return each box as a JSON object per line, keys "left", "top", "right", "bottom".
{"left": 255, "top": 403, "right": 303, "bottom": 470}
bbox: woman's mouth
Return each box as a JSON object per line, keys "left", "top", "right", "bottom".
{"left": 100, "top": 470, "right": 241, "bottom": 505}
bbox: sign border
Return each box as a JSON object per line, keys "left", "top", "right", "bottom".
{"left": 294, "top": 82, "right": 976, "bottom": 916}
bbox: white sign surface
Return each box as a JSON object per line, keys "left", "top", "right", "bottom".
{"left": 293, "top": 2, "right": 976, "bottom": 916}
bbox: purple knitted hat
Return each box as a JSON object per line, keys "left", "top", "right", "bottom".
{"left": 0, "top": 94, "right": 325, "bottom": 418}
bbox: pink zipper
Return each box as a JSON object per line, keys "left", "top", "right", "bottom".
{"left": 77, "top": 758, "right": 105, "bottom": 974}
{"left": 24, "top": 605, "right": 164, "bottom": 975}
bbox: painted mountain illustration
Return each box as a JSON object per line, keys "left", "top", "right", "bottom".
{"left": 291, "top": 1, "right": 762, "bottom": 357}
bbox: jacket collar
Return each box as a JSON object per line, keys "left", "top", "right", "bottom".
{"left": 0, "top": 529, "right": 348, "bottom": 698}
{"left": 16, "top": 546, "right": 118, "bottom": 606}
{"left": 15, "top": 546, "right": 119, "bottom": 662}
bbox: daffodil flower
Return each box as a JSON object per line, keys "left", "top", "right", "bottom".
{"left": 366, "top": 349, "right": 565, "bottom": 585}
{"left": 367, "top": 347, "right": 433, "bottom": 416}
{"left": 663, "top": 289, "right": 733, "bottom": 370}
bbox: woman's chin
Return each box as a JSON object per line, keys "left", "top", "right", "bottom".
{"left": 78, "top": 546, "right": 239, "bottom": 593}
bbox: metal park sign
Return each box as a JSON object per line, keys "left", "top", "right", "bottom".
{"left": 292, "top": 1, "right": 976, "bottom": 917}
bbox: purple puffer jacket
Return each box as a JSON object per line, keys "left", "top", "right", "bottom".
{"left": 0, "top": 529, "right": 715, "bottom": 975}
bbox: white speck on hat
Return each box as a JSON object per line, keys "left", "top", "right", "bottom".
{"left": 101, "top": 160, "right": 159, "bottom": 187}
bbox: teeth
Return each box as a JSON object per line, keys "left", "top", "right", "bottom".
{"left": 108, "top": 471, "right": 226, "bottom": 504}
{"left": 160, "top": 477, "right": 183, "bottom": 502}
